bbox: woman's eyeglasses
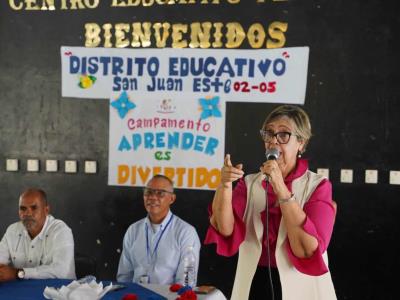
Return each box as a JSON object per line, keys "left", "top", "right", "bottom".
{"left": 143, "top": 188, "right": 174, "bottom": 198}
{"left": 259, "top": 130, "right": 297, "bottom": 144}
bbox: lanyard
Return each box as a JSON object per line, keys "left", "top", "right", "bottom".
{"left": 145, "top": 214, "right": 174, "bottom": 266}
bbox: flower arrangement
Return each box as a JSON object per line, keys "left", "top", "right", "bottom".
{"left": 169, "top": 283, "right": 197, "bottom": 300}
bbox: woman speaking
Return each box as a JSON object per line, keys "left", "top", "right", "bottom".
{"left": 205, "top": 105, "right": 336, "bottom": 300}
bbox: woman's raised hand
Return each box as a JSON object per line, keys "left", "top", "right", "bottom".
{"left": 220, "top": 154, "right": 244, "bottom": 187}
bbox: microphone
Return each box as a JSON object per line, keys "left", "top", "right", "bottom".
{"left": 265, "top": 148, "right": 280, "bottom": 161}
{"left": 264, "top": 148, "right": 279, "bottom": 300}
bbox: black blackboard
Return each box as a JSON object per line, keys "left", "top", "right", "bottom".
{"left": 1, "top": 1, "right": 399, "bottom": 299}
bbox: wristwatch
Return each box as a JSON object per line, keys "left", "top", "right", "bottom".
{"left": 17, "top": 268, "right": 25, "bottom": 280}
{"left": 278, "top": 193, "right": 296, "bottom": 205}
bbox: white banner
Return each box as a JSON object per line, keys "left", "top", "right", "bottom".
{"left": 61, "top": 46, "right": 309, "bottom": 104}
{"left": 108, "top": 92, "right": 225, "bottom": 190}
{"left": 61, "top": 46, "right": 310, "bottom": 189}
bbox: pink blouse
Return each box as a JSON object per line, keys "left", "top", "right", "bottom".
{"left": 204, "top": 159, "right": 336, "bottom": 276}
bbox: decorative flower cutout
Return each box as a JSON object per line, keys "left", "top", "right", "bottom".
{"left": 170, "top": 283, "right": 183, "bottom": 292}
{"left": 176, "top": 289, "right": 197, "bottom": 300}
{"left": 199, "top": 96, "right": 222, "bottom": 120}
{"left": 110, "top": 91, "right": 136, "bottom": 119}
{"left": 122, "top": 293, "right": 138, "bottom": 300}
{"left": 169, "top": 284, "right": 197, "bottom": 300}
{"left": 78, "top": 74, "right": 96, "bottom": 89}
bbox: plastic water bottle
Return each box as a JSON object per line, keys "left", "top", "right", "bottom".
{"left": 182, "top": 246, "right": 196, "bottom": 287}
{"left": 77, "top": 275, "right": 96, "bottom": 284}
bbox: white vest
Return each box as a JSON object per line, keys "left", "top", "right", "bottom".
{"left": 231, "top": 171, "right": 337, "bottom": 300}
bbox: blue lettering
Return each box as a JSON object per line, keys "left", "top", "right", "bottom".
{"left": 147, "top": 57, "right": 160, "bottom": 76}
{"left": 155, "top": 132, "right": 165, "bottom": 148}
{"left": 204, "top": 57, "right": 216, "bottom": 77}
{"left": 132, "top": 134, "right": 142, "bottom": 150}
{"left": 81, "top": 57, "right": 87, "bottom": 74}
{"left": 273, "top": 58, "right": 286, "bottom": 76}
{"left": 193, "top": 78, "right": 201, "bottom": 92}
{"left": 118, "top": 136, "right": 131, "bottom": 151}
{"left": 169, "top": 57, "right": 178, "bottom": 76}
{"left": 190, "top": 57, "right": 203, "bottom": 76}
{"left": 181, "top": 133, "right": 194, "bottom": 150}
{"left": 203, "top": 78, "right": 211, "bottom": 92}
{"left": 249, "top": 59, "right": 255, "bottom": 77}
{"left": 127, "top": 58, "right": 133, "bottom": 76}
{"left": 69, "top": 56, "right": 80, "bottom": 74}
{"left": 112, "top": 57, "right": 124, "bottom": 75}
{"left": 180, "top": 58, "right": 189, "bottom": 76}
{"left": 113, "top": 77, "right": 121, "bottom": 91}
{"left": 257, "top": 59, "right": 271, "bottom": 77}
{"left": 144, "top": 132, "right": 154, "bottom": 149}
{"left": 224, "top": 79, "right": 231, "bottom": 93}
{"left": 234, "top": 59, "right": 247, "bottom": 76}
{"left": 88, "top": 57, "right": 99, "bottom": 74}
{"left": 168, "top": 132, "right": 179, "bottom": 149}
{"left": 205, "top": 137, "right": 219, "bottom": 155}
{"left": 99, "top": 57, "right": 111, "bottom": 75}
{"left": 135, "top": 58, "right": 146, "bottom": 76}
{"left": 216, "top": 57, "right": 234, "bottom": 77}
{"left": 194, "top": 135, "right": 206, "bottom": 152}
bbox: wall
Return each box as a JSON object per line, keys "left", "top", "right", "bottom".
{"left": 1, "top": 1, "right": 399, "bottom": 299}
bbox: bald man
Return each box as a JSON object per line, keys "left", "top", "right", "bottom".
{"left": 0, "top": 188, "right": 75, "bottom": 281}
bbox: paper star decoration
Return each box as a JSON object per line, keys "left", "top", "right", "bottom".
{"left": 111, "top": 91, "right": 136, "bottom": 119}
{"left": 199, "top": 96, "right": 222, "bottom": 120}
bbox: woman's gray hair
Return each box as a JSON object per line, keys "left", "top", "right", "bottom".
{"left": 262, "top": 105, "right": 312, "bottom": 153}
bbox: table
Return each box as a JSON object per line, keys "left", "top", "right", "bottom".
{"left": 0, "top": 279, "right": 167, "bottom": 300}
{"left": 0, "top": 279, "right": 227, "bottom": 300}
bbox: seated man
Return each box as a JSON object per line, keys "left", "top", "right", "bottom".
{"left": 117, "top": 175, "right": 201, "bottom": 285}
{"left": 0, "top": 188, "right": 75, "bottom": 281}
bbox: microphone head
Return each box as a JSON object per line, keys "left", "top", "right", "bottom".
{"left": 265, "top": 148, "right": 280, "bottom": 160}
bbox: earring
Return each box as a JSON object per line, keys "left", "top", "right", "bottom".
{"left": 297, "top": 150, "right": 302, "bottom": 158}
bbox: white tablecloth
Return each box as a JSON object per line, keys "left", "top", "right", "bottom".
{"left": 140, "top": 283, "right": 227, "bottom": 300}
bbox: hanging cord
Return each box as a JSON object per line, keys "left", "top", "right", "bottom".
{"left": 265, "top": 180, "right": 275, "bottom": 300}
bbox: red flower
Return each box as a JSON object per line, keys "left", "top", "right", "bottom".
{"left": 170, "top": 283, "right": 183, "bottom": 292}
{"left": 176, "top": 290, "right": 197, "bottom": 300}
{"left": 122, "top": 293, "right": 138, "bottom": 300}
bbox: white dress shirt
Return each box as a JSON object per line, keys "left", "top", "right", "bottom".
{"left": 117, "top": 210, "right": 201, "bottom": 285}
{"left": 0, "top": 215, "right": 75, "bottom": 279}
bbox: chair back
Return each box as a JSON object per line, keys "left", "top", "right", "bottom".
{"left": 75, "top": 252, "right": 97, "bottom": 279}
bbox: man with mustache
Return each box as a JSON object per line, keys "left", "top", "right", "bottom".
{"left": 0, "top": 188, "right": 75, "bottom": 281}
{"left": 117, "top": 175, "right": 201, "bottom": 285}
